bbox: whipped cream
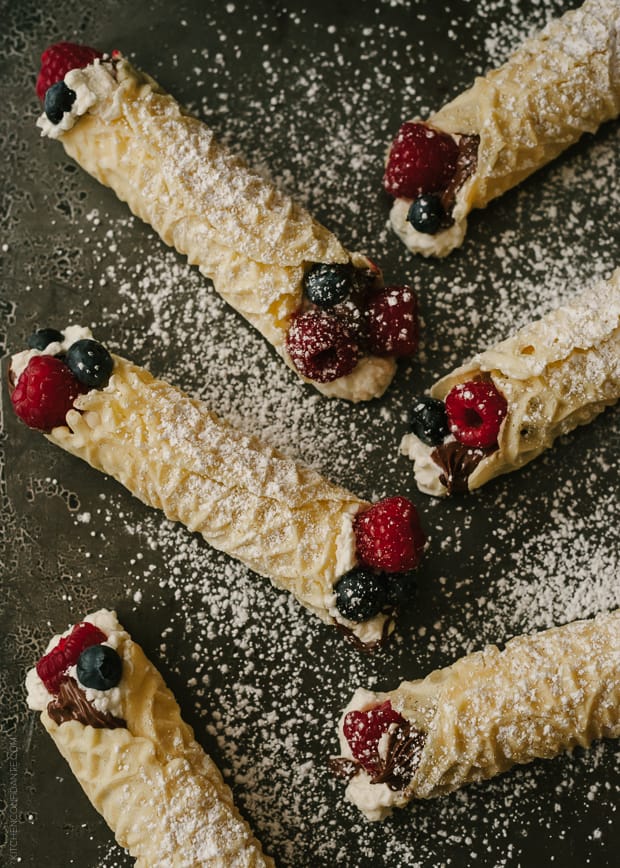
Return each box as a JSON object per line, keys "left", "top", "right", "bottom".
{"left": 26, "top": 608, "right": 130, "bottom": 720}
{"left": 37, "top": 57, "right": 120, "bottom": 139}
{"left": 400, "top": 432, "right": 448, "bottom": 497}
{"left": 337, "top": 687, "right": 407, "bottom": 821}
{"left": 10, "top": 325, "right": 93, "bottom": 383}
{"left": 389, "top": 198, "right": 467, "bottom": 259}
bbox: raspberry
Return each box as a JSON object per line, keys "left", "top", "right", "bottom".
{"left": 354, "top": 496, "right": 426, "bottom": 573}
{"left": 445, "top": 380, "right": 508, "bottom": 448}
{"left": 36, "top": 622, "right": 107, "bottom": 694}
{"left": 11, "top": 356, "right": 84, "bottom": 432}
{"left": 36, "top": 42, "right": 102, "bottom": 102}
{"left": 343, "top": 701, "right": 406, "bottom": 775}
{"left": 384, "top": 122, "right": 459, "bottom": 199}
{"left": 366, "top": 285, "right": 419, "bottom": 357}
{"left": 285, "top": 310, "right": 359, "bottom": 383}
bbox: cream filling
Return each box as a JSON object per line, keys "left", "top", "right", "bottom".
{"left": 25, "top": 609, "right": 130, "bottom": 720}
{"left": 400, "top": 432, "right": 448, "bottom": 497}
{"left": 389, "top": 198, "right": 467, "bottom": 259}
{"left": 337, "top": 687, "right": 408, "bottom": 821}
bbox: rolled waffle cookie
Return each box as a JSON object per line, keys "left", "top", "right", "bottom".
{"left": 401, "top": 269, "right": 620, "bottom": 496}
{"left": 384, "top": 0, "right": 620, "bottom": 257}
{"left": 330, "top": 609, "right": 620, "bottom": 820}
{"left": 33, "top": 45, "right": 425, "bottom": 401}
{"left": 9, "top": 327, "right": 426, "bottom": 647}
{"left": 26, "top": 609, "right": 273, "bottom": 866}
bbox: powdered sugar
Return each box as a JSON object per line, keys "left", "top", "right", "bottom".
{"left": 3, "top": 0, "right": 619, "bottom": 866}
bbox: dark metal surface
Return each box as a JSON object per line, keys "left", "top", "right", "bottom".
{"left": 1, "top": 0, "right": 619, "bottom": 866}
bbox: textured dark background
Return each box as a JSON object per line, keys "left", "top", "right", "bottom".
{"left": 1, "top": 0, "right": 619, "bottom": 866}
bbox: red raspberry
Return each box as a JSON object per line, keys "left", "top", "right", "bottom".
{"left": 36, "top": 42, "right": 103, "bottom": 102}
{"left": 445, "top": 380, "right": 508, "bottom": 448}
{"left": 36, "top": 622, "right": 107, "bottom": 694}
{"left": 384, "top": 122, "right": 459, "bottom": 199}
{"left": 343, "top": 701, "right": 406, "bottom": 775}
{"left": 11, "top": 356, "right": 84, "bottom": 432}
{"left": 366, "top": 285, "right": 420, "bottom": 357}
{"left": 354, "top": 496, "right": 426, "bottom": 573}
{"left": 286, "top": 310, "right": 359, "bottom": 383}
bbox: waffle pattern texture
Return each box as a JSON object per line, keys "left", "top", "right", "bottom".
{"left": 392, "top": 0, "right": 620, "bottom": 256}
{"left": 341, "top": 609, "right": 620, "bottom": 818}
{"left": 51, "top": 57, "right": 395, "bottom": 401}
{"left": 44, "top": 353, "right": 391, "bottom": 642}
{"left": 432, "top": 268, "right": 620, "bottom": 490}
{"left": 39, "top": 610, "right": 273, "bottom": 867}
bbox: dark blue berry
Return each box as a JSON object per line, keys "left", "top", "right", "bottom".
{"left": 335, "top": 568, "right": 387, "bottom": 622}
{"left": 27, "top": 328, "right": 64, "bottom": 351}
{"left": 44, "top": 81, "right": 77, "bottom": 125}
{"left": 407, "top": 194, "right": 444, "bottom": 235}
{"left": 66, "top": 339, "right": 114, "bottom": 388}
{"left": 76, "top": 644, "right": 123, "bottom": 690}
{"left": 303, "top": 263, "right": 353, "bottom": 308}
{"left": 410, "top": 396, "right": 449, "bottom": 446}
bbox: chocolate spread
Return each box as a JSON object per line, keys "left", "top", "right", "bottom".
{"left": 440, "top": 133, "right": 480, "bottom": 225}
{"left": 328, "top": 720, "right": 426, "bottom": 792}
{"left": 431, "top": 440, "right": 494, "bottom": 494}
{"left": 47, "top": 677, "right": 126, "bottom": 729}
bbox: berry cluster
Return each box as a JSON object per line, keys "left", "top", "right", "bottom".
{"left": 36, "top": 620, "right": 123, "bottom": 695}
{"left": 10, "top": 329, "right": 114, "bottom": 432}
{"left": 36, "top": 622, "right": 107, "bottom": 694}
{"left": 286, "top": 260, "right": 419, "bottom": 383}
{"left": 384, "top": 121, "right": 460, "bottom": 235}
{"left": 335, "top": 496, "right": 426, "bottom": 623}
{"left": 36, "top": 42, "right": 102, "bottom": 102}
{"left": 343, "top": 701, "right": 407, "bottom": 776}
{"left": 409, "top": 381, "right": 507, "bottom": 450}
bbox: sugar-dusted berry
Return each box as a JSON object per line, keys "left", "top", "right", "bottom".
{"left": 407, "top": 193, "right": 445, "bottom": 234}
{"left": 285, "top": 310, "right": 359, "bottom": 383}
{"left": 354, "top": 496, "right": 426, "bottom": 573}
{"left": 303, "top": 263, "right": 354, "bottom": 308}
{"left": 384, "top": 122, "right": 459, "bottom": 200}
{"left": 66, "top": 339, "right": 114, "bottom": 388}
{"left": 366, "top": 285, "right": 419, "bottom": 357}
{"left": 11, "top": 356, "right": 84, "bottom": 432}
{"left": 343, "top": 701, "right": 407, "bottom": 776}
{"left": 410, "top": 396, "right": 449, "bottom": 446}
{"left": 445, "top": 380, "right": 508, "bottom": 448}
{"left": 335, "top": 569, "right": 387, "bottom": 622}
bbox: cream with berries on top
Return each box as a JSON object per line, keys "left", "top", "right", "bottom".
{"left": 385, "top": 0, "right": 620, "bottom": 257}
{"left": 401, "top": 270, "right": 620, "bottom": 496}
{"left": 34, "top": 42, "right": 422, "bottom": 402}
{"left": 27, "top": 609, "right": 274, "bottom": 866}
{"left": 10, "top": 327, "right": 427, "bottom": 647}
{"left": 330, "top": 610, "right": 620, "bottom": 821}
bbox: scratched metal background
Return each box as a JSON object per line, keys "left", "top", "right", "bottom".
{"left": 1, "top": 0, "right": 619, "bottom": 866}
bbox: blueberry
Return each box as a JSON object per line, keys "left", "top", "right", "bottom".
{"left": 76, "top": 644, "right": 123, "bottom": 690}
{"left": 335, "top": 568, "right": 387, "bottom": 622}
{"left": 410, "top": 396, "right": 449, "bottom": 446}
{"left": 44, "top": 81, "right": 77, "bottom": 125}
{"left": 407, "top": 194, "right": 444, "bottom": 235}
{"left": 66, "top": 339, "right": 114, "bottom": 388}
{"left": 303, "top": 263, "right": 353, "bottom": 308}
{"left": 27, "top": 328, "right": 64, "bottom": 351}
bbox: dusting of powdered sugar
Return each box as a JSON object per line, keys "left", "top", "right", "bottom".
{"left": 3, "top": 0, "right": 618, "bottom": 866}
